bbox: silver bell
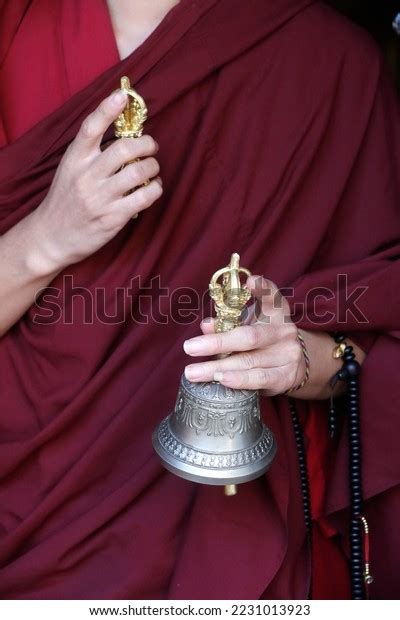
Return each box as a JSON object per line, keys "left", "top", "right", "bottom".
{"left": 153, "top": 254, "right": 277, "bottom": 495}
{"left": 153, "top": 373, "right": 276, "bottom": 489}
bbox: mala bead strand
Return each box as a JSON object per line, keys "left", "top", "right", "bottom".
{"left": 330, "top": 333, "right": 367, "bottom": 600}
{"left": 288, "top": 398, "right": 313, "bottom": 598}
{"left": 289, "top": 331, "right": 371, "bottom": 600}
{"left": 347, "top": 364, "right": 364, "bottom": 599}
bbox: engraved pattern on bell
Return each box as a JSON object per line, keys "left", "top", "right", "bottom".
{"left": 152, "top": 373, "right": 277, "bottom": 486}
{"left": 173, "top": 375, "right": 260, "bottom": 439}
{"left": 156, "top": 418, "right": 274, "bottom": 470}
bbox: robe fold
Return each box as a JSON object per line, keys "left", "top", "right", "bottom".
{"left": 0, "top": 0, "right": 399, "bottom": 599}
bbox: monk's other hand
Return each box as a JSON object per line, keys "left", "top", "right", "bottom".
{"left": 183, "top": 276, "right": 306, "bottom": 396}
{"left": 31, "top": 90, "right": 162, "bottom": 273}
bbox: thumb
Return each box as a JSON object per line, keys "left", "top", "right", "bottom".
{"left": 200, "top": 317, "right": 216, "bottom": 334}
{"left": 74, "top": 90, "right": 128, "bottom": 153}
{"left": 246, "top": 275, "right": 289, "bottom": 323}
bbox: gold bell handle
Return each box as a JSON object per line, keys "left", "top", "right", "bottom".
{"left": 209, "top": 253, "right": 253, "bottom": 497}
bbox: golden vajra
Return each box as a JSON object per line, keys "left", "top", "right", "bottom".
{"left": 209, "top": 253, "right": 253, "bottom": 497}
{"left": 113, "top": 76, "right": 148, "bottom": 138}
{"left": 112, "top": 77, "right": 149, "bottom": 209}
{"left": 209, "top": 253, "right": 252, "bottom": 333}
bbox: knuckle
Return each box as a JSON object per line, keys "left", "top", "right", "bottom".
{"left": 150, "top": 179, "right": 163, "bottom": 199}
{"left": 97, "top": 212, "right": 120, "bottom": 232}
{"left": 245, "top": 327, "right": 259, "bottom": 349}
{"left": 147, "top": 180, "right": 162, "bottom": 202}
{"left": 255, "top": 369, "right": 268, "bottom": 386}
{"left": 126, "top": 164, "right": 142, "bottom": 187}
{"left": 133, "top": 160, "right": 147, "bottom": 181}
{"left": 132, "top": 187, "right": 147, "bottom": 210}
{"left": 140, "top": 135, "right": 157, "bottom": 153}
{"left": 241, "top": 352, "right": 255, "bottom": 370}
{"left": 116, "top": 138, "right": 135, "bottom": 161}
{"left": 212, "top": 333, "right": 224, "bottom": 353}
{"left": 147, "top": 157, "right": 160, "bottom": 176}
{"left": 98, "top": 99, "right": 111, "bottom": 119}
{"left": 79, "top": 117, "right": 95, "bottom": 140}
{"left": 132, "top": 185, "right": 159, "bottom": 211}
{"left": 235, "top": 372, "right": 248, "bottom": 387}
{"left": 135, "top": 180, "right": 163, "bottom": 206}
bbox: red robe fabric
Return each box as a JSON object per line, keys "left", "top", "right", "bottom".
{"left": 0, "top": 0, "right": 399, "bottom": 600}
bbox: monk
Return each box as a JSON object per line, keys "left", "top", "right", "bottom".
{"left": 0, "top": 0, "right": 399, "bottom": 600}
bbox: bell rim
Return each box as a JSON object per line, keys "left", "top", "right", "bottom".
{"left": 153, "top": 438, "right": 277, "bottom": 485}
{"left": 152, "top": 419, "right": 277, "bottom": 486}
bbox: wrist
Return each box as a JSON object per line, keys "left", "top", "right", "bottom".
{"left": 23, "top": 206, "right": 66, "bottom": 279}
{"left": 288, "top": 330, "right": 366, "bottom": 400}
{"left": 285, "top": 329, "right": 310, "bottom": 395}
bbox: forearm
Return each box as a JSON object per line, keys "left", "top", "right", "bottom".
{"left": 0, "top": 209, "right": 61, "bottom": 338}
{"left": 291, "top": 330, "right": 366, "bottom": 400}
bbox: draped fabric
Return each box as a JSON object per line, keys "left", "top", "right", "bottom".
{"left": 0, "top": 0, "right": 399, "bottom": 599}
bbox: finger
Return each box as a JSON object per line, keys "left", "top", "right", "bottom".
{"left": 212, "top": 367, "right": 285, "bottom": 392}
{"left": 200, "top": 318, "right": 216, "bottom": 335}
{"left": 241, "top": 301, "right": 256, "bottom": 326}
{"left": 75, "top": 90, "right": 128, "bottom": 153}
{"left": 247, "top": 275, "right": 290, "bottom": 323}
{"left": 106, "top": 157, "right": 160, "bottom": 197}
{"left": 184, "top": 343, "right": 290, "bottom": 382}
{"left": 113, "top": 178, "right": 163, "bottom": 220}
{"left": 183, "top": 323, "right": 271, "bottom": 357}
{"left": 95, "top": 135, "right": 159, "bottom": 177}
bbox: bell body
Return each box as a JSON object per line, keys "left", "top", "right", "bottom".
{"left": 153, "top": 374, "right": 277, "bottom": 486}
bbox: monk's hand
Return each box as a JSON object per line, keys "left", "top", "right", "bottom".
{"left": 184, "top": 276, "right": 306, "bottom": 395}
{"left": 31, "top": 90, "right": 162, "bottom": 273}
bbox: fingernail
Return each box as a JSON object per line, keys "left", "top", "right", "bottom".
{"left": 185, "top": 365, "right": 204, "bottom": 380}
{"left": 183, "top": 338, "right": 203, "bottom": 355}
{"left": 214, "top": 372, "right": 224, "bottom": 382}
{"left": 112, "top": 90, "right": 126, "bottom": 105}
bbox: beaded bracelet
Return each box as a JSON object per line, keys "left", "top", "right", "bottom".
{"left": 285, "top": 329, "right": 310, "bottom": 394}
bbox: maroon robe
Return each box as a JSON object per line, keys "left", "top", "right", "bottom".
{"left": 0, "top": 0, "right": 399, "bottom": 599}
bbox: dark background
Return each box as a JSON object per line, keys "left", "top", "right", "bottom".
{"left": 328, "top": 0, "right": 400, "bottom": 87}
